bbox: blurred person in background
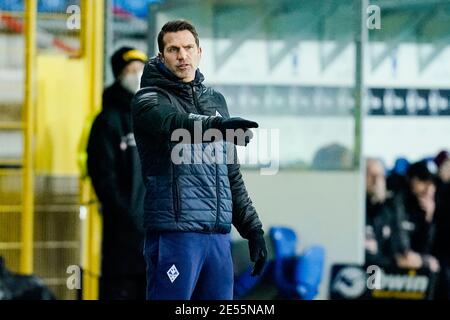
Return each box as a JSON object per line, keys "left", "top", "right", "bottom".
{"left": 386, "top": 157, "right": 409, "bottom": 194}
{"left": 365, "top": 158, "right": 438, "bottom": 273}
{"left": 394, "top": 160, "right": 440, "bottom": 273}
{"left": 365, "top": 158, "right": 403, "bottom": 268}
{"left": 432, "top": 151, "right": 450, "bottom": 299}
{"left": 87, "top": 47, "right": 148, "bottom": 299}
{"left": 433, "top": 150, "right": 450, "bottom": 211}
{"left": 434, "top": 150, "right": 450, "bottom": 185}
{"left": 365, "top": 158, "right": 390, "bottom": 267}
{"left": 433, "top": 183, "right": 450, "bottom": 299}
{"left": 311, "top": 143, "right": 353, "bottom": 170}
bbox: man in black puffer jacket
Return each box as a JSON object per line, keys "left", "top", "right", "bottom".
{"left": 132, "top": 20, "right": 267, "bottom": 300}
{"left": 87, "top": 47, "right": 148, "bottom": 299}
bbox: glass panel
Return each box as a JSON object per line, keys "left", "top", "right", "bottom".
{"left": 148, "top": 0, "right": 360, "bottom": 171}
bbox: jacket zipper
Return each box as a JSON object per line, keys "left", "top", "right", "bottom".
{"left": 190, "top": 83, "right": 201, "bottom": 114}
{"left": 191, "top": 83, "right": 220, "bottom": 231}
{"left": 172, "top": 163, "right": 180, "bottom": 222}
{"left": 214, "top": 163, "right": 221, "bottom": 232}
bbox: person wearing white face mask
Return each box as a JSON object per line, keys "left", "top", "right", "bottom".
{"left": 86, "top": 47, "right": 148, "bottom": 300}
{"left": 121, "top": 68, "right": 144, "bottom": 94}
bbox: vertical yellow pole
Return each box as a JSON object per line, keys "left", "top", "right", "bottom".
{"left": 81, "top": 0, "right": 104, "bottom": 300}
{"left": 21, "top": 0, "right": 37, "bottom": 274}
{"left": 80, "top": 0, "right": 92, "bottom": 299}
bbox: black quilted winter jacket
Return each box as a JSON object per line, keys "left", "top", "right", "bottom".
{"left": 131, "top": 57, "right": 263, "bottom": 239}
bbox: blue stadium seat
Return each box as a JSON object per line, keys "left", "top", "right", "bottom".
{"left": 38, "top": 0, "right": 67, "bottom": 12}
{"left": 1, "top": 0, "right": 71, "bottom": 12}
{"left": 295, "top": 245, "right": 325, "bottom": 300}
{"left": 270, "top": 226, "right": 325, "bottom": 300}
{"left": 114, "top": 0, "right": 162, "bottom": 18}
{"left": 233, "top": 226, "right": 325, "bottom": 299}
{"left": 270, "top": 226, "right": 297, "bottom": 258}
{"left": 0, "top": 0, "right": 24, "bottom": 11}
{"left": 392, "top": 157, "right": 410, "bottom": 176}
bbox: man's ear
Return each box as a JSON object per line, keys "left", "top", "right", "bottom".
{"left": 198, "top": 47, "right": 202, "bottom": 58}
{"left": 158, "top": 52, "right": 164, "bottom": 62}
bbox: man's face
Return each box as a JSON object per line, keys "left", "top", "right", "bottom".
{"left": 160, "top": 30, "right": 202, "bottom": 83}
{"left": 366, "top": 159, "right": 387, "bottom": 203}
{"left": 410, "top": 178, "right": 436, "bottom": 199}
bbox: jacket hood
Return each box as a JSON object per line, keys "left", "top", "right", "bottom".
{"left": 140, "top": 56, "right": 205, "bottom": 91}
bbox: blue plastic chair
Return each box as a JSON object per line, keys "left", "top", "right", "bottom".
{"left": 270, "top": 227, "right": 300, "bottom": 298}
{"left": 295, "top": 245, "right": 325, "bottom": 300}
{"left": 270, "top": 226, "right": 297, "bottom": 258}
{"left": 270, "top": 226, "right": 325, "bottom": 300}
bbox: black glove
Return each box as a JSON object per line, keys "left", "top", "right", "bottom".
{"left": 247, "top": 230, "right": 267, "bottom": 276}
{"left": 214, "top": 117, "right": 258, "bottom": 146}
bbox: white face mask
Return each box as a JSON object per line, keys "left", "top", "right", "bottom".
{"left": 121, "top": 71, "right": 143, "bottom": 93}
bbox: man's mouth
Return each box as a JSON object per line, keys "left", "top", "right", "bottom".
{"left": 177, "top": 64, "right": 190, "bottom": 70}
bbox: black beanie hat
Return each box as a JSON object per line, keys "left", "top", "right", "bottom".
{"left": 111, "top": 46, "right": 148, "bottom": 79}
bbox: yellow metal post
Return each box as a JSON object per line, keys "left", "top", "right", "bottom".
{"left": 80, "top": 0, "right": 104, "bottom": 300}
{"left": 21, "top": 0, "right": 37, "bottom": 275}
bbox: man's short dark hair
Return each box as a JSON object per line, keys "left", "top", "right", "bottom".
{"left": 407, "top": 160, "right": 437, "bottom": 182}
{"left": 158, "top": 20, "right": 200, "bottom": 53}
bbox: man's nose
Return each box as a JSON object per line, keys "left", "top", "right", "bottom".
{"left": 177, "top": 48, "right": 187, "bottom": 60}
{"left": 375, "top": 175, "right": 385, "bottom": 184}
